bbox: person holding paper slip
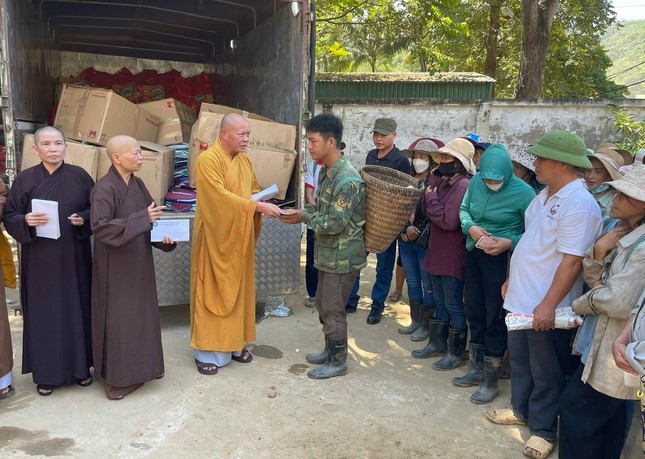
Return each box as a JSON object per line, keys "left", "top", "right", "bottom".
{"left": 280, "top": 113, "right": 366, "bottom": 379}
{"left": 90, "top": 135, "right": 176, "bottom": 400}
{"left": 190, "top": 113, "right": 280, "bottom": 376}
{"left": 3, "top": 126, "right": 94, "bottom": 397}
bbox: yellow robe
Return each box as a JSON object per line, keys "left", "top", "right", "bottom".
{"left": 190, "top": 137, "right": 262, "bottom": 351}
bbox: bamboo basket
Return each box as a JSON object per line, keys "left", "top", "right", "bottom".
{"left": 359, "top": 165, "right": 424, "bottom": 253}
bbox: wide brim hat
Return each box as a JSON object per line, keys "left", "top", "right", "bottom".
{"left": 511, "top": 149, "right": 537, "bottom": 172}
{"left": 605, "top": 164, "right": 645, "bottom": 202}
{"left": 588, "top": 147, "right": 631, "bottom": 181}
{"left": 434, "top": 138, "right": 476, "bottom": 175}
{"left": 527, "top": 131, "right": 592, "bottom": 169}
{"left": 596, "top": 142, "right": 632, "bottom": 159}
{"left": 402, "top": 137, "right": 444, "bottom": 158}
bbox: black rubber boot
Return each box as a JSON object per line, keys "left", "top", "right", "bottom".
{"left": 432, "top": 328, "right": 467, "bottom": 371}
{"left": 411, "top": 320, "right": 449, "bottom": 359}
{"left": 306, "top": 337, "right": 329, "bottom": 364}
{"left": 410, "top": 306, "right": 433, "bottom": 341}
{"left": 398, "top": 301, "right": 421, "bottom": 335}
{"left": 470, "top": 355, "right": 502, "bottom": 404}
{"left": 452, "top": 343, "right": 485, "bottom": 387}
{"left": 307, "top": 339, "right": 348, "bottom": 379}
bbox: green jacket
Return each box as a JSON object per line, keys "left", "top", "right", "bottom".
{"left": 302, "top": 156, "right": 367, "bottom": 274}
{"left": 459, "top": 144, "right": 536, "bottom": 251}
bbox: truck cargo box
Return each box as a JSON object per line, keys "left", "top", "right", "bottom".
{"left": 0, "top": 0, "right": 311, "bottom": 303}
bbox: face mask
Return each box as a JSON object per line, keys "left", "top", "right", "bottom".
{"left": 485, "top": 182, "right": 503, "bottom": 192}
{"left": 589, "top": 184, "right": 610, "bottom": 195}
{"left": 413, "top": 158, "right": 430, "bottom": 173}
{"left": 435, "top": 162, "right": 458, "bottom": 177}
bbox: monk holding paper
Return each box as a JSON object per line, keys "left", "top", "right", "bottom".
{"left": 91, "top": 135, "right": 176, "bottom": 400}
{"left": 190, "top": 113, "right": 281, "bottom": 375}
{"left": 3, "top": 126, "right": 94, "bottom": 396}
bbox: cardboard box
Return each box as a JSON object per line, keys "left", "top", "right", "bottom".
{"left": 21, "top": 134, "right": 99, "bottom": 179}
{"left": 97, "top": 141, "right": 175, "bottom": 206}
{"left": 245, "top": 148, "right": 297, "bottom": 200}
{"left": 187, "top": 111, "right": 297, "bottom": 187}
{"left": 199, "top": 103, "right": 272, "bottom": 121}
{"left": 140, "top": 99, "right": 197, "bottom": 145}
{"left": 55, "top": 85, "right": 161, "bottom": 146}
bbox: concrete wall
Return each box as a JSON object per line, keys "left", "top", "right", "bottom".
{"left": 316, "top": 99, "right": 645, "bottom": 170}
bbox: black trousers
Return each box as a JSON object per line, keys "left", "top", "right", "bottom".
{"left": 509, "top": 328, "right": 573, "bottom": 441}
{"left": 464, "top": 248, "right": 508, "bottom": 357}
{"left": 559, "top": 363, "right": 628, "bottom": 459}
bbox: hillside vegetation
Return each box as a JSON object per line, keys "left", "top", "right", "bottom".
{"left": 603, "top": 20, "right": 645, "bottom": 98}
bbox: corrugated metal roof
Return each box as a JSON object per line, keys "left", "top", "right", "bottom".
{"left": 316, "top": 72, "right": 495, "bottom": 101}
{"left": 34, "top": 0, "right": 285, "bottom": 63}
{"left": 316, "top": 72, "right": 496, "bottom": 83}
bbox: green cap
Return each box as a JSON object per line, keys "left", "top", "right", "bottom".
{"left": 372, "top": 118, "right": 397, "bottom": 135}
{"left": 527, "top": 131, "right": 592, "bottom": 169}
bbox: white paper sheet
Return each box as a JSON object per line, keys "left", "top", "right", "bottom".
{"left": 151, "top": 219, "right": 190, "bottom": 242}
{"left": 31, "top": 199, "right": 60, "bottom": 239}
{"left": 252, "top": 183, "right": 279, "bottom": 202}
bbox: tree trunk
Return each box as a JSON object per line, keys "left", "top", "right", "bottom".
{"left": 515, "top": 0, "right": 559, "bottom": 99}
{"left": 419, "top": 53, "right": 427, "bottom": 73}
{"left": 484, "top": 0, "right": 502, "bottom": 79}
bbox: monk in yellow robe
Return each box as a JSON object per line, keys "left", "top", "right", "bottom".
{"left": 190, "top": 113, "right": 282, "bottom": 375}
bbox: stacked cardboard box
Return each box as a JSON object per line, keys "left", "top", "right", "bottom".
{"left": 54, "top": 85, "right": 161, "bottom": 145}
{"left": 139, "top": 98, "right": 197, "bottom": 145}
{"left": 188, "top": 104, "right": 297, "bottom": 199}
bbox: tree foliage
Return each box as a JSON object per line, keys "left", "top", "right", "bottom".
{"left": 314, "top": 0, "right": 627, "bottom": 99}
{"left": 609, "top": 103, "right": 645, "bottom": 153}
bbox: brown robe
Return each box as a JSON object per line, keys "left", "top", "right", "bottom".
{"left": 190, "top": 138, "right": 261, "bottom": 352}
{"left": 90, "top": 166, "right": 175, "bottom": 387}
{"left": 3, "top": 163, "right": 93, "bottom": 385}
{"left": 0, "top": 181, "right": 12, "bottom": 380}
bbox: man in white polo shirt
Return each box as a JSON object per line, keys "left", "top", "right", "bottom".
{"left": 485, "top": 131, "right": 602, "bottom": 459}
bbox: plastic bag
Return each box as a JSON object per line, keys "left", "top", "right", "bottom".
{"left": 505, "top": 307, "right": 583, "bottom": 331}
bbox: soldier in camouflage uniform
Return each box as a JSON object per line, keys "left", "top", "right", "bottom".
{"left": 280, "top": 113, "right": 367, "bottom": 379}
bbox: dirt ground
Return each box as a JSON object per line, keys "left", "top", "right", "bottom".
{"left": 0, "top": 246, "right": 642, "bottom": 458}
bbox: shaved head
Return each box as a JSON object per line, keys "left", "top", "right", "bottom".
{"left": 106, "top": 135, "right": 139, "bottom": 162}
{"left": 220, "top": 113, "right": 247, "bottom": 133}
{"left": 105, "top": 135, "right": 143, "bottom": 176}
{"left": 219, "top": 113, "right": 250, "bottom": 156}
{"left": 34, "top": 126, "right": 65, "bottom": 145}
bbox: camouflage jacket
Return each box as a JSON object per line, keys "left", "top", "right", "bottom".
{"left": 302, "top": 157, "right": 367, "bottom": 274}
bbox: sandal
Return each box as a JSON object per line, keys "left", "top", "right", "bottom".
{"left": 231, "top": 348, "right": 253, "bottom": 364}
{"left": 195, "top": 359, "right": 218, "bottom": 375}
{"left": 37, "top": 385, "right": 54, "bottom": 396}
{"left": 388, "top": 291, "right": 402, "bottom": 302}
{"left": 485, "top": 408, "right": 527, "bottom": 426}
{"left": 0, "top": 385, "right": 15, "bottom": 400}
{"left": 523, "top": 435, "right": 555, "bottom": 458}
{"left": 77, "top": 376, "right": 93, "bottom": 387}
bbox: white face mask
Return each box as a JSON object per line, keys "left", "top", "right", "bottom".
{"left": 486, "top": 182, "right": 503, "bottom": 192}
{"left": 413, "top": 158, "right": 430, "bottom": 173}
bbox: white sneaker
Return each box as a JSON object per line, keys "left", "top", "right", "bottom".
{"left": 304, "top": 297, "right": 316, "bottom": 308}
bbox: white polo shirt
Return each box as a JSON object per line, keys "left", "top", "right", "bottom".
{"left": 504, "top": 179, "right": 602, "bottom": 315}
